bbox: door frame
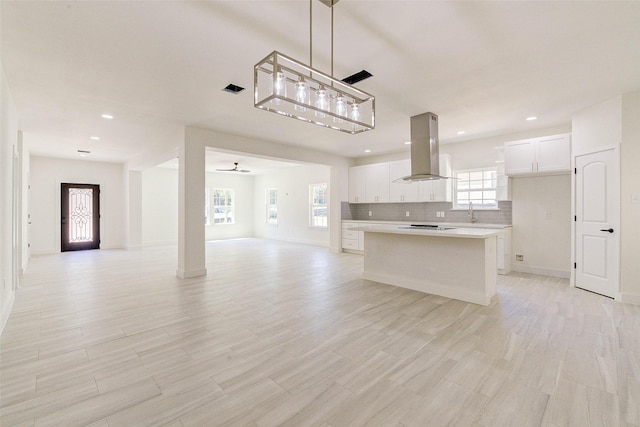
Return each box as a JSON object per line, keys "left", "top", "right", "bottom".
{"left": 61, "top": 183, "right": 101, "bottom": 252}
{"left": 571, "top": 144, "right": 620, "bottom": 298}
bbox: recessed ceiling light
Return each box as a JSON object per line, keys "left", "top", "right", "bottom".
{"left": 457, "top": 131, "right": 466, "bottom": 135}
{"left": 90, "top": 136, "right": 100, "bottom": 140}
{"left": 526, "top": 116, "right": 537, "bottom": 121}
{"left": 364, "top": 149, "right": 371, "bottom": 153}
{"left": 404, "top": 141, "right": 411, "bottom": 145}
{"left": 101, "top": 114, "right": 114, "bottom": 119}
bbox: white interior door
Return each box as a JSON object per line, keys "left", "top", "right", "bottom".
{"left": 575, "top": 148, "right": 619, "bottom": 298}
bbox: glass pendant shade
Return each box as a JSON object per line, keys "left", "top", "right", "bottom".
{"left": 271, "top": 70, "right": 286, "bottom": 104}
{"left": 254, "top": 51, "right": 375, "bottom": 134}
{"left": 315, "top": 86, "right": 328, "bottom": 118}
{"left": 294, "top": 79, "right": 310, "bottom": 111}
{"left": 333, "top": 94, "right": 346, "bottom": 123}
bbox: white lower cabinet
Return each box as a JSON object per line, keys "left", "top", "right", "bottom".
{"left": 342, "top": 221, "right": 364, "bottom": 253}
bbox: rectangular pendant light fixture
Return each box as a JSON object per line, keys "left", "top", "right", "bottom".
{"left": 254, "top": 50, "right": 375, "bottom": 134}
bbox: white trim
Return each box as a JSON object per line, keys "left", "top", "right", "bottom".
{"left": 0, "top": 290, "right": 16, "bottom": 337}
{"left": 176, "top": 268, "right": 207, "bottom": 279}
{"left": 620, "top": 293, "right": 640, "bottom": 306}
{"left": 511, "top": 265, "right": 571, "bottom": 279}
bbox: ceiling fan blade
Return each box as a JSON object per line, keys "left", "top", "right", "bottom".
{"left": 216, "top": 162, "right": 250, "bottom": 173}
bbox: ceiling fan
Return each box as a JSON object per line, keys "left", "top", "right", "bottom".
{"left": 216, "top": 162, "right": 251, "bottom": 173}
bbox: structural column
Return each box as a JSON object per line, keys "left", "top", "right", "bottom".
{"left": 177, "top": 135, "right": 207, "bottom": 278}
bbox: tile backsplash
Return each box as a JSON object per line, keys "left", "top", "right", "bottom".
{"left": 341, "top": 201, "right": 512, "bottom": 224}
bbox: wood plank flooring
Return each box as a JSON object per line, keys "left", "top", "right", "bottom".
{"left": 1, "top": 238, "right": 639, "bottom": 426}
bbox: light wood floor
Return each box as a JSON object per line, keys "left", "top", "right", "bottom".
{"left": 1, "top": 239, "right": 639, "bottom": 426}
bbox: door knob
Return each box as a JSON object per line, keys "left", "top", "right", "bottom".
{"left": 599, "top": 228, "right": 614, "bottom": 233}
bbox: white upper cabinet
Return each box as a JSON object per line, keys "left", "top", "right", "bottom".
{"left": 504, "top": 133, "right": 571, "bottom": 176}
{"left": 535, "top": 134, "right": 571, "bottom": 173}
{"left": 348, "top": 154, "right": 452, "bottom": 204}
{"left": 418, "top": 154, "right": 452, "bottom": 202}
{"left": 365, "top": 163, "right": 390, "bottom": 203}
{"left": 348, "top": 165, "right": 367, "bottom": 203}
{"left": 389, "top": 160, "right": 419, "bottom": 202}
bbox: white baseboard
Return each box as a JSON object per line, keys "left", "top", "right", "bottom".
{"left": 176, "top": 268, "right": 207, "bottom": 279}
{"left": 266, "top": 236, "right": 329, "bottom": 248}
{"left": 0, "top": 289, "right": 15, "bottom": 337}
{"left": 620, "top": 292, "right": 640, "bottom": 306}
{"left": 143, "top": 240, "right": 178, "bottom": 247}
{"left": 511, "top": 265, "right": 571, "bottom": 279}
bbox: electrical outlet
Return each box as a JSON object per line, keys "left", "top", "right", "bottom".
{"left": 368, "top": 211, "right": 372, "bottom": 217}
{"left": 405, "top": 211, "right": 410, "bottom": 217}
{"left": 440, "top": 211, "right": 445, "bottom": 218}
{"left": 516, "top": 254, "right": 524, "bottom": 262}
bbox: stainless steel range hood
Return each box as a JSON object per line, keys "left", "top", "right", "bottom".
{"left": 395, "top": 112, "right": 449, "bottom": 182}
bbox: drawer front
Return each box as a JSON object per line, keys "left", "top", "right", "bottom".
{"left": 342, "top": 229, "right": 359, "bottom": 240}
{"left": 342, "top": 239, "right": 359, "bottom": 250}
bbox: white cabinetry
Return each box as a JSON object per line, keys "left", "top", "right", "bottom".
{"left": 348, "top": 166, "right": 366, "bottom": 203}
{"left": 418, "top": 154, "right": 452, "bottom": 202}
{"left": 389, "top": 160, "right": 419, "bottom": 202}
{"left": 342, "top": 221, "right": 388, "bottom": 253}
{"left": 365, "top": 163, "right": 390, "bottom": 203}
{"left": 341, "top": 221, "right": 364, "bottom": 252}
{"left": 504, "top": 133, "right": 571, "bottom": 176}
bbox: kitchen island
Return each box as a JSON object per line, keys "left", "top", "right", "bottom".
{"left": 354, "top": 225, "right": 500, "bottom": 305}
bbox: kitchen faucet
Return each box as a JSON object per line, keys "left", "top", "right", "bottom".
{"left": 468, "top": 201, "right": 477, "bottom": 223}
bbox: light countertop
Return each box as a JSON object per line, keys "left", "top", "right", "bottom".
{"left": 350, "top": 224, "right": 502, "bottom": 239}
{"left": 342, "top": 220, "right": 511, "bottom": 229}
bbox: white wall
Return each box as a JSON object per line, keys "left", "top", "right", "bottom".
{"left": 205, "top": 171, "right": 254, "bottom": 241}
{"left": 254, "top": 165, "right": 331, "bottom": 247}
{"left": 511, "top": 175, "right": 572, "bottom": 276}
{"left": 0, "top": 60, "right": 19, "bottom": 334}
{"left": 140, "top": 166, "right": 255, "bottom": 245}
{"left": 29, "top": 156, "right": 125, "bottom": 254}
{"left": 141, "top": 166, "right": 178, "bottom": 246}
{"left": 357, "top": 124, "right": 571, "bottom": 169}
{"left": 620, "top": 91, "right": 640, "bottom": 303}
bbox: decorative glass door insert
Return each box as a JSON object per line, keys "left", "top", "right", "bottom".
{"left": 61, "top": 183, "right": 100, "bottom": 251}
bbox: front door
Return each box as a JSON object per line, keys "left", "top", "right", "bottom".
{"left": 575, "top": 147, "right": 619, "bottom": 298}
{"left": 61, "top": 183, "right": 100, "bottom": 252}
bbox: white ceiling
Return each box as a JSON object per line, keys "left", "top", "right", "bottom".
{"left": 2, "top": 1, "right": 639, "bottom": 169}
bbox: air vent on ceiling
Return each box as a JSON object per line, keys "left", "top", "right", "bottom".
{"left": 223, "top": 84, "right": 245, "bottom": 94}
{"left": 342, "top": 70, "right": 373, "bottom": 85}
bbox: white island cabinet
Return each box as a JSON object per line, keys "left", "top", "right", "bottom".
{"left": 357, "top": 225, "right": 499, "bottom": 306}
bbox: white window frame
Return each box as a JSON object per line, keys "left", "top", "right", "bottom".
{"left": 212, "top": 188, "right": 234, "bottom": 225}
{"left": 266, "top": 188, "right": 278, "bottom": 225}
{"left": 453, "top": 167, "right": 498, "bottom": 210}
{"left": 309, "top": 183, "right": 328, "bottom": 229}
